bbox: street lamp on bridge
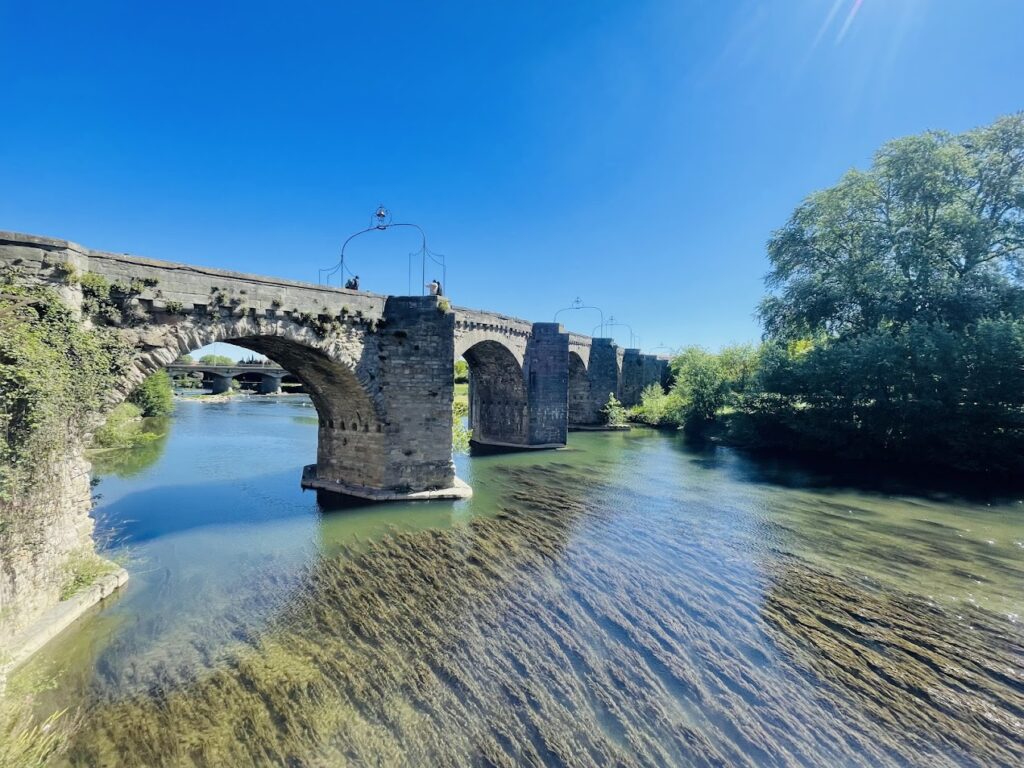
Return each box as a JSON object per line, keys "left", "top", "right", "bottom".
{"left": 554, "top": 297, "right": 605, "bottom": 337}
{"left": 594, "top": 315, "right": 639, "bottom": 349}
{"left": 318, "top": 205, "right": 447, "bottom": 296}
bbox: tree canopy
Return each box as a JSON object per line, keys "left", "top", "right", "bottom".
{"left": 199, "top": 354, "right": 235, "bottom": 366}
{"left": 761, "top": 113, "right": 1024, "bottom": 340}
{"left": 749, "top": 113, "right": 1024, "bottom": 476}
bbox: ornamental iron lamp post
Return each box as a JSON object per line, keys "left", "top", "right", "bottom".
{"left": 594, "top": 315, "right": 638, "bottom": 349}
{"left": 318, "top": 205, "right": 447, "bottom": 296}
{"left": 554, "top": 297, "right": 605, "bottom": 337}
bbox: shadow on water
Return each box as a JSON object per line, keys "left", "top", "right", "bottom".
{"left": 92, "top": 469, "right": 319, "bottom": 545}
{"left": 658, "top": 428, "right": 1024, "bottom": 504}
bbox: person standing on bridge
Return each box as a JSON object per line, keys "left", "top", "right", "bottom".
{"left": 427, "top": 279, "right": 443, "bottom": 297}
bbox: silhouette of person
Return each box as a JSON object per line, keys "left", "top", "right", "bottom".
{"left": 345, "top": 275, "right": 360, "bottom": 290}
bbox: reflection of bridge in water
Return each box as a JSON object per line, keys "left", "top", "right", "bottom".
{"left": 167, "top": 363, "right": 302, "bottom": 394}
{"left": 4, "top": 231, "right": 670, "bottom": 502}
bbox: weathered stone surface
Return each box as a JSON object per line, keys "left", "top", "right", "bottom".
{"left": 583, "top": 339, "right": 622, "bottom": 423}
{"left": 619, "top": 348, "right": 647, "bottom": 407}
{"left": 525, "top": 323, "right": 569, "bottom": 446}
{"left": 0, "top": 449, "right": 95, "bottom": 656}
{"left": 568, "top": 349, "right": 591, "bottom": 425}
{"left": 456, "top": 317, "right": 572, "bottom": 448}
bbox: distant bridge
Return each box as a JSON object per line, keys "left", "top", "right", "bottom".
{"left": 166, "top": 362, "right": 293, "bottom": 394}
{"left": 3, "top": 232, "right": 669, "bottom": 501}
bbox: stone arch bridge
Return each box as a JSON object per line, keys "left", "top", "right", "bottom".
{"left": 2, "top": 232, "right": 669, "bottom": 501}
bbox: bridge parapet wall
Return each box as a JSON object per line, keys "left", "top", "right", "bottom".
{"left": 452, "top": 308, "right": 532, "bottom": 365}
{"left": 1, "top": 232, "right": 387, "bottom": 328}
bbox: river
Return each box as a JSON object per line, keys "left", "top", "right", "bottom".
{"left": 15, "top": 395, "right": 1024, "bottom": 766}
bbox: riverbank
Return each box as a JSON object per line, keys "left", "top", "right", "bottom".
{"left": 0, "top": 566, "right": 127, "bottom": 691}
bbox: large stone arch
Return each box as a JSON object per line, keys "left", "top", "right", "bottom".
{"left": 108, "top": 304, "right": 461, "bottom": 498}
{"left": 117, "top": 315, "right": 389, "bottom": 487}
{"left": 462, "top": 339, "right": 529, "bottom": 447}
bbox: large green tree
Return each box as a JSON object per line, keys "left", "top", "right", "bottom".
{"left": 751, "top": 113, "right": 1024, "bottom": 475}
{"left": 761, "top": 113, "right": 1024, "bottom": 339}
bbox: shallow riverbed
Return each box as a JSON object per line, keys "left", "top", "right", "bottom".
{"left": 16, "top": 396, "right": 1024, "bottom": 766}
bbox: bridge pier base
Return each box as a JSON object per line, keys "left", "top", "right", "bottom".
{"left": 208, "top": 374, "right": 233, "bottom": 394}
{"left": 258, "top": 374, "right": 282, "bottom": 394}
{"left": 301, "top": 296, "right": 471, "bottom": 502}
{"left": 300, "top": 465, "right": 473, "bottom": 501}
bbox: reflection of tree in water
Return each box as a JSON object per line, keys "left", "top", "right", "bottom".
{"left": 63, "top": 459, "right": 1024, "bottom": 767}
{"left": 89, "top": 417, "right": 171, "bottom": 479}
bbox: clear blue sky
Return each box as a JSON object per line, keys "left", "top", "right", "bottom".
{"left": 2, "top": 1, "right": 1022, "bottom": 352}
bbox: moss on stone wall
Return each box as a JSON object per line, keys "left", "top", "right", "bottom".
{"left": 0, "top": 268, "right": 131, "bottom": 507}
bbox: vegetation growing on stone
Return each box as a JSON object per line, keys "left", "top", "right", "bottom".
{"left": 79, "top": 272, "right": 155, "bottom": 326}
{"left": 0, "top": 270, "right": 131, "bottom": 503}
{"left": 58, "top": 549, "right": 119, "bottom": 601}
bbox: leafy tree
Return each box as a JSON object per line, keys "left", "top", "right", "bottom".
{"left": 601, "top": 394, "right": 629, "bottom": 426}
{"left": 175, "top": 354, "right": 194, "bottom": 364}
{"left": 670, "top": 346, "right": 730, "bottom": 425}
{"left": 749, "top": 113, "right": 1024, "bottom": 475}
{"left": 761, "top": 113, "right": 1024, "bottom": 339}
{"left": 631, "top": 383, "right": 684, "bottom": 427}
{"left": 199, "top": 354, "right": 235, "bottom": 366}
{"left": 128, "top": 370, "right": 174, "bottom": 417}
{"left": 454, "top": 359, "right": 469, "bottom": 383}
{"left": 631, "top": 345, "right": 761, "bottom": 430}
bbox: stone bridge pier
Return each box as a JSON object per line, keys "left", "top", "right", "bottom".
{"left": 618, "top": 348, "right": 669, "bottom": 407}
{"left": 567, "top": 338, "right": 621, "bottom": 426}
{"left": 207, "top": 370, "right": 286, "bottom": 394}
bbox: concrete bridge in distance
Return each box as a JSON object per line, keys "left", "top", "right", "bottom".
{"left": 166, "top": 362, "right": 292, "bottom": 394}
{"left": 2, "top": 231, "right": 669, "bottom": 502}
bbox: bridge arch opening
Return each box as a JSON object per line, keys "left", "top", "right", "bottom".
{"left": 231, "top": 370, "right": 282, "bottom": 394}
{"left": 461, "top": 340, "right": 528, "bottom": 447}
{"left": 119, "top": 326, "right": 389, "bottom": 491}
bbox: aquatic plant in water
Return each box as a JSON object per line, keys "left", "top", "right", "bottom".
{"left": 58, "top": 461, "right": 1024, "bottom": 767}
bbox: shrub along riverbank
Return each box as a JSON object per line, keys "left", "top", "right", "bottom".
{"left": 633, "top": 113, "right": 1024, "bottom": 480}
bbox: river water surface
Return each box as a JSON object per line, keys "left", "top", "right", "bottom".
{"left": 16, "top": 396, "right": 1024, "bottom": 767}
